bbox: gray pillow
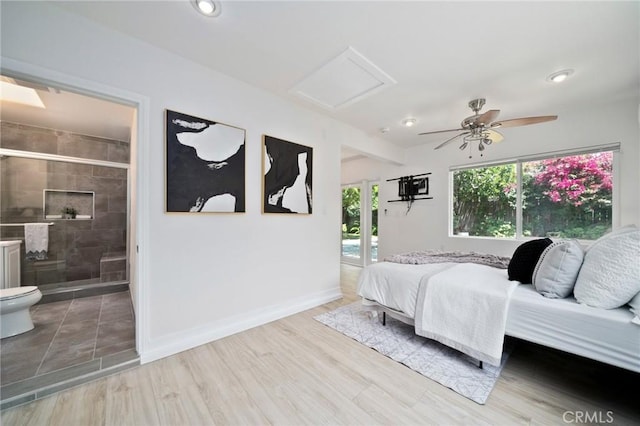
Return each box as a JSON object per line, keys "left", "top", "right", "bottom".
{"left": 532, "top": 240, "right": 584, "bottom": 298}
{"left": 574, "top": 226, "right": 640, "bottom": 309}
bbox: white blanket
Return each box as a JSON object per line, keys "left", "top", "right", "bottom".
{"left": 415, "top": 263, "right": 517, "bottom": 366}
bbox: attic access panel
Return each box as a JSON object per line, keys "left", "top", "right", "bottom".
{"left": 290, "top": 46, "right": 396, "bottom": 110}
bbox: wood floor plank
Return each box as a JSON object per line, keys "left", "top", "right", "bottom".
{"left": 48, "top": 379, "right": 106, "bottom": 426}
{"left": 0, "top": 393, "right": 59, "bottom": 426}
{"left": 224, "top": 364, "right": 307, "bottom": 424}
{"left": 351, "top": 383, "right": 429, "bottom": 425}
{"left": 278, "top": 311, "right": 431, "bottom": 407}
{"left": 181, "top": 344, "right": 272, "bottom": 425}
{"left": 104, "top": 366, "right": 161, "bottom": 426}
{"left": 255, "top": 321, "right": 371, "bottom": 400}
{"left": 142, "top": 352, "right": 197, "bottom": 399}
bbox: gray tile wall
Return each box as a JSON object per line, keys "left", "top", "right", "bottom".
{"left": 0, "top": 122, "right": 129, "bottom": 285}
{"left": 1, "top": 121, "right": 129, "bottom": 163}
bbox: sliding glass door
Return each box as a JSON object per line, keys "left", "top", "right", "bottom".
{"left": 370, "top": 182, "right": 378, "bottom": 263}
{"left": 341, "top": 185, "right": 362, "bottom": 263}
{"left": 341, "top": 181, "right": 378, "bottom": 266}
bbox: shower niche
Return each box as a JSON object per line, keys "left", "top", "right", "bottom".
{"left": 43, "top": 189, "right": 95, "bottom": 220}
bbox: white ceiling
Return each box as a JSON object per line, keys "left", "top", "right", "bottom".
{"left": 0, "top": 79, "right": 135, "bottom": 142}
{"left": 3, "top": 1, "right": 639, "bottom": 154}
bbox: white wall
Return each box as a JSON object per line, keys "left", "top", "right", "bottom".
{"left": 341, "top": 156, "right": 393, "bottom": 185}
{"left": 0, "top": 2, "right": 398, "bottom": 362}
{"left": 344, "top": 97, "right": 640, "bottom": 260}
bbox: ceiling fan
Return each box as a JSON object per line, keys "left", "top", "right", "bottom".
{"left": 419, "top": 98, "right": 557, "bottom": 157}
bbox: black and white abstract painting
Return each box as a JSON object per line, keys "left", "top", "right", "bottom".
{"left": 166, "top": 109, "right": 245, "bottom": 213}
{"left": 263, "top": 135, "right": 313, "bottom": 214}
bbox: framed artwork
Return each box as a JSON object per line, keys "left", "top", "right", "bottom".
{"left": 166, "top": 109, "right": 246, "bottom": 213}
{"left": 262, "top": 135, "right": 313, "bottom": 214}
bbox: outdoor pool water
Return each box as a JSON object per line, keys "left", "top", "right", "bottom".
{"left": 341, "top": 238, "right": 378, "bottom": 262}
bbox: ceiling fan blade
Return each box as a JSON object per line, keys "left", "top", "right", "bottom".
{"left": 434, "top": 132, "right": 469, "bottom": 150}
{"left": 419, "top": 128, "right": 465, "bottom": 136}
{"left": 475, "top": 109, "right": 500, "bottom": 126}
{"left": 491, "top": 115, "right": 557, "bottom": 128}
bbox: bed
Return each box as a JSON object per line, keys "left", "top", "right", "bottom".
{"left": 357, "top": 253, "right": 640, "bottom": 373}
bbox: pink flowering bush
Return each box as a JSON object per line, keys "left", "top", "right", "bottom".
{"left": 529, "top": 152, "right": 612, "bottom": 207}
{"left": 522, "top": 152, "right": 612, "bottom": 238}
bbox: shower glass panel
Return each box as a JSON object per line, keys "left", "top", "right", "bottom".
{"left": 0, "top": 155, "right": 128, "bottom": 287}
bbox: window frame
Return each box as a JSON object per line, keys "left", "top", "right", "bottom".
{"left": 448, "top": 143, "right": 620, "bottom": 241}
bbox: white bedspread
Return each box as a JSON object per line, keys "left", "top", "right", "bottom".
{"left": 414, "top": 263, "right": 517, "bottom": 366}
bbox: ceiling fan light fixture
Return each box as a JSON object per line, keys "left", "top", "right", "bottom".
{"left": 192, "top": 0, "right": 221, "bottom": 17}
{"left": 402, "top": 118, "right": 417, "bottom": 127}
{"left": 426, "top": 98, "right": 556, "bottom": 155}
{"left": 547, "top": 69, "right": 574, "bottom": 83}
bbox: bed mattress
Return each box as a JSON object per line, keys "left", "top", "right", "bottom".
{"left": 358, "top": 262, "right": 640, "bottom": 373}
{"left": 506, "top": 283, "right": 640, "bottom": 373}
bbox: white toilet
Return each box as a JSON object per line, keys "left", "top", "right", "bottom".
{"left": 0, "top": 286, "right": 42, "bottom": 339}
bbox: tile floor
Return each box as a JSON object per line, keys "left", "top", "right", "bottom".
{"left": 0, "top": 290, "right": 138, "bottom": 408}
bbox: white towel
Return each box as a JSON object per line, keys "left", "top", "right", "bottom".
{"left": 24, "top": 223, "right": 49, "bottom": 261}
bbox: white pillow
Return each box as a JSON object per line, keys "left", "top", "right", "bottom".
{"left": 629, "top": 292, "right": 640, "bottom": 325}
{"left": 574, "top": 226, "right": 640, "bottom": 309}
{"left": 532, "top": 240, "right": 584, "bottom": 298}
{"left": 629, "top": 291, "right": 640, "bottom": 315}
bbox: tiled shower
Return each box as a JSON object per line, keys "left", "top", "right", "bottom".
{"left": 0, "top": 121, "right": 129, "bottom": 293}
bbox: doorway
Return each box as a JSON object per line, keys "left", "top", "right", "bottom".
{"left": 0, "top": 68, "right": 141, "bottom": 408}
{"left": 341, "top": 181, "right": 378, "bottom": 266}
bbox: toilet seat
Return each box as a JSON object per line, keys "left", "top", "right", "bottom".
{"left": 0, "top": 286, "right": 39, "bottom": 301}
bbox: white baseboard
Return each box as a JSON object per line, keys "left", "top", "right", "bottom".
{"left": 140, "top": 286, "right": 342, "bottom": 364}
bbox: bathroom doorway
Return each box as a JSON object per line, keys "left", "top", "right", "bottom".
{"left": 0, "top": 71, "right": 140, "bottom": 408}
{"left": 0, "top": 74, "right": 134, "bottom": 298}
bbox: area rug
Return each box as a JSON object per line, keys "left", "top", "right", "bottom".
{"left": 314, "top": 302, "right": 513, "bottom": 404}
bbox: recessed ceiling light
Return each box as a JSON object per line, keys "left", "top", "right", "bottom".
{"left": 192, "top": 0, "right": 221, "bottom": 17}
{"left": 402, "top": 118, "right": 417, "bottom": 127}
{"left": 547, "top": 69, "right": 574, "bottom": 83}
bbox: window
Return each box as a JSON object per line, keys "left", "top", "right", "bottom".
{"left": 451, "top": 147, "right": 616, "bottom": 240}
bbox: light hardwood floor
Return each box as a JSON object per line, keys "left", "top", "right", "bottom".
{"left": 2, "top": 264, "right": 639, "bottom": 425}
